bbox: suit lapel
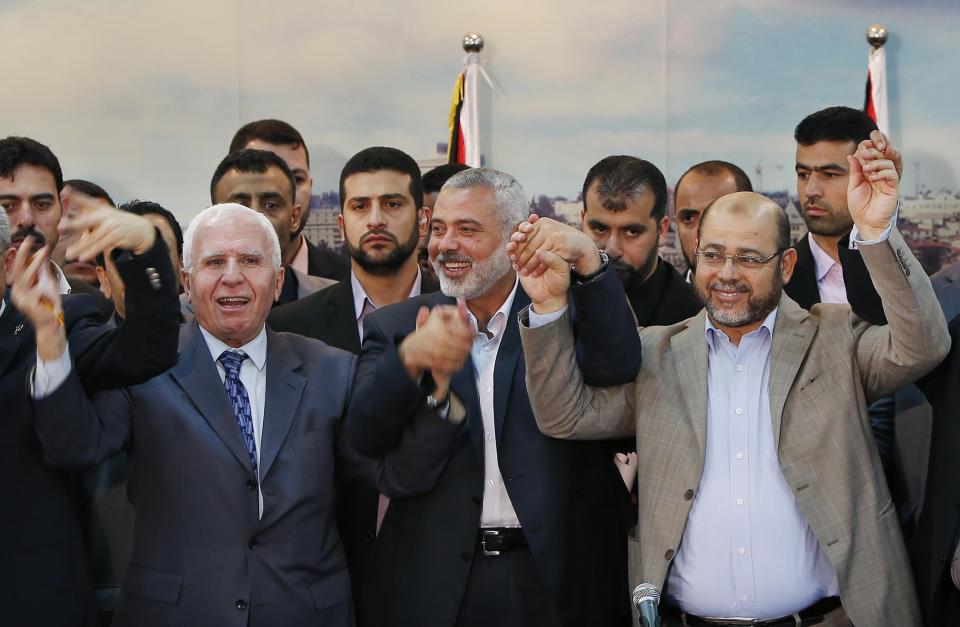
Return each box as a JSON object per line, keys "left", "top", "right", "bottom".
{"left": 669, "top": 312, "right": 709, "bottom": 455}
{"left": 259, "top": 329, "right": 306, "bottom": 480}
{"left": 784, "top": 233, "right": 821, "bottom": 310}
{"left": 768, "top": 296, "right": 818, "bottom": 448}
{"left": 0, "top": 295, "right": 28, "bottom": 378}
{"left": 330, "top": 281, "right": 363, "bottom": 354}
{"left": 492, "top": 289, "right": 529, "bottom": 447}
{"left": 170, "top": 324, "right": 253, "bottom": 473}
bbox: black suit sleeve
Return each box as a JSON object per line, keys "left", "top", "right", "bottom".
{"left": 33, "top": 367, "right": 133, "bottom": 468}
{"left": 65, "top": 233, "right": 180, "bottom": 391}
{"left": 346, "top": 312, "right": 426, "bottom": 457}
{"left": 570, "top": 266, "right": 643, "bottom": 387}
{"left": 337, "top": 409, "right": 464, "bottom": 498}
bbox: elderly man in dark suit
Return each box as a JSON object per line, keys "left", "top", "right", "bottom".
{"left": 26, "top": 204, "right": 356, "bottom": 627}
{"left": 347, "top": 168, "right": 633, "bottom": 627}
{"left": 3, "top": 200, "right": 180, "bottom": 627}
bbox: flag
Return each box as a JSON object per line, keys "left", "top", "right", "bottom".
{"left": 447, "top": 53, "right": 482, "bottom": 167}
{"left": 864, "top": 45, "right": 889, "bottom": 136}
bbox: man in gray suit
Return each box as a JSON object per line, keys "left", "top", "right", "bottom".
{"left": 510, "top": 135, "right": 949, "bottom": 625}
{"left": 25, "top": 204, "right": 356, "bottom": 626}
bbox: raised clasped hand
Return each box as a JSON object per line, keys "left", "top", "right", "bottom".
{"left": 847, "top": 130, "right": 900, "bottom": 241}
{"left": 399, "top": 302, "right": 474, "bottom": 399}
{"left": 60, "top": 190, "right": 156, "bottom": 262}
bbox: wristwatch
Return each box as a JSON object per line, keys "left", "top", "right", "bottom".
{"left": 426, "top": 393, "right": 451, "bottom": 415}
{"left": 570, "top": 250, "right": 610, "bottom": 284}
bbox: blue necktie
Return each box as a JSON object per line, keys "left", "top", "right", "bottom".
{"left": 218, "top": 350, "right": 258, "bottom": 474}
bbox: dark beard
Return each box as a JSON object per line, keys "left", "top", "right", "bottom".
{"left": 345, "top": 221, "right": 419, "bottom": 277}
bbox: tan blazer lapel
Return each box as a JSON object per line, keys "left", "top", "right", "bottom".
{"left": 768, "top": 295, "right": 818, "bottom": 448}
{"left": 669, "top": 311, "right": 710, "bottom": 455}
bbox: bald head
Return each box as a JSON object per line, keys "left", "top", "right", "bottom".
{"left": 699, "top": 192, "right": 790, "bottom": 254}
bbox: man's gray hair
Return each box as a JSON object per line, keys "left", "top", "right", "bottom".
{"left": 182, "top": 203, "right": 281, "bottom": 271}
{"left": 0, "top": 209, "right": 9, "bottom": 250}
{"left": 441, "top": 168, "right": 528, "bottom": 240}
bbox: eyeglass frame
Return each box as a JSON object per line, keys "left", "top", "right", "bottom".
{"left": 693, "top": 247, "right": 790, "bottom": 270}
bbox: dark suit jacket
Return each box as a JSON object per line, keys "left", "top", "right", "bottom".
{"left": 347, "top": 286, "right": 632, "bottom": 627}
{"left": 1, "top": 241, "right": 179, "bottom": 627}
{"left": 305, "top": 237, "right": 350, "bottom": 281}
{"left": 912, "top": 315, "right": 960, "bottom": 625}
{"left": 32, "top": 325, "right": 358, "bottom": 627}
{"left": 268, "top": 271, "right": 442, "bottom": 617}
{"left": 785, "top": 231, "right": 886, "bottom": 325}
{"left": 625, "top": 257, "right": 702, "bottom": 328}
{"left": 68, "top": 277, "right": 115, "bottom": 321}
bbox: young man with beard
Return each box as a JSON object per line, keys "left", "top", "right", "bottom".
{"left": 581, "top": 156, "right": 701, "bottom": 326}
{"left": 346, "top": 168, "right": 633, "bottom": 627}
{"left": 268, "top": 147, "right": 439, "bottom": 613}
{"left": 513, "top": 136, "right": 948, "bottom": 625}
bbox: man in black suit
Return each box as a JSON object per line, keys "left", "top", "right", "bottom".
{"left": 269, "top": 146, "right": 438, "bottom": 611}
{"left": 580, "top": 156, "right": 702, "bottom": 328}
{"left": 0, "top": 137, "right": 113, "bottom": 319}
{"left": 229, "top": 119, "right": 349, "bottom": 281}
{"left": 1, "top": 199, "right": 180, "bottom": 627}
{"left": 347, "top": 167, "right": 632, "bottom": 627}
{"left": 209, "top": 149, "right": 334, "bottom": 307}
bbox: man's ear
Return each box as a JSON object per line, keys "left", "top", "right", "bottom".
{"left": 290, "top": 203, "right": 303, "bottom": 232}
{"left": 96, "top": 266, "right": 112, "bottom": 300}
{"left": 3, "top": 247, "right": 15, "bottom": 286}
{"left": 274, "top": 266, "right": 286, "bottom": 302}
{"left": 181, "top": 268, "right": 193, "bottom": 303}
{"left": 418, "top": 207, "right": 432, "bottom": 237}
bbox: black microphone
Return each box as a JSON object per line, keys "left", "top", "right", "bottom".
{"left": 632, "top": 583, "right": 660, "bottom": 627}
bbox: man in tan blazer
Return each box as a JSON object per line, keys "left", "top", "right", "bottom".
{"left": 508, "top": 134, "right": 949, "bottom": 626}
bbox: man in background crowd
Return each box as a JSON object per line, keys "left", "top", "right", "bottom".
{"left": 673, "top": 160, "right": 753, "bottom": 280}
{"left": 229, "top": 119, "right": 349, "bottom": 280}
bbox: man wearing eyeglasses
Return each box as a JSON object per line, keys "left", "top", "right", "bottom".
{"left": 508, "top": 135, "right": 948, "bottom": 625}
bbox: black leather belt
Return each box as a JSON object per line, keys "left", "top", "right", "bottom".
{"left": 664, "top": 596, "right": 842, "bottom": 626}
{"left": 478, "top": 527, "right": 527, "bottom": 556}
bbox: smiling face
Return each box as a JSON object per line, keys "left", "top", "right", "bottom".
{"left": 183, "top": 214, "right": 283, "bottom": 347}
{"left": 428, "top": 185, "right": 513, "bottom": 300}
{"left": 795, "top": 140, "right": 856, "bottom": 238}
{"left": 692, "top": 193, "right": 796, "bottom": 340}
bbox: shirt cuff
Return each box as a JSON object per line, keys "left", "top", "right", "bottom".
{"left": 850, "top": 201, "right": 898, "bottom": 248}
{"left": 31, "top": 346, "right": 73, "bottom": 399}
{"left": 528, "top": 304, "right": 568, "bottom": 328}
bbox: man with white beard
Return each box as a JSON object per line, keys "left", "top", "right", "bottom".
{"left": 344, "top": 168, "right": 634, "bottom": 627}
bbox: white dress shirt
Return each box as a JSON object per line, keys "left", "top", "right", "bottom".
{"left": 52, "top": 262, "right": 72, "bottom": 295}
{"left": 200, "top": 325, "right": 269, "bottom": 517}
{"left": 468, "top": 278, "right": 522, "bottom": 528}
{"left": 807, "top": 233, "right": 848, "bottom": 305}
{"left": 352, "top": 269, "right": 422, "bottom": 341}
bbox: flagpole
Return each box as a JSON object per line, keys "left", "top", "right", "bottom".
{"left": 865, "top": 24, "right": 889, "bottom": 136}
{"left": 461, "top": 33, "right": 484, "bottom": 167}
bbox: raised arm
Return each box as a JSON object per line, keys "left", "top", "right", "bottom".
{"left": 846, "top": 132, "right": 951, "bottom": 397}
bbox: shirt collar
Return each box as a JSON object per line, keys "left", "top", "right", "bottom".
{"left": 290, "top": 233, "right": 310, "bottom": 275}
{"left": 807, "top": 232, "right": 838, "bottom": 282}
{"left": 704, "top": 306, "right": 778, "bottom": 350}
{"left": 51, "top": 262, "right": 72, "bottom": 295}
{"left": 467, "top": 276, "right": 519, "bottom": 342}
{"left": 199, "top": 324, "right": 268, "bottom": 371}
{"left": 351, "top": 268, "right": 423, "bottom": 322}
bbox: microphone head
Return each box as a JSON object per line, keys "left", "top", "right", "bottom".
{"left": 632, "top": 583, "right": 660, "bottom": 608}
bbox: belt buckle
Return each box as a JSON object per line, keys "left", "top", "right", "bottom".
{"left": 481, "top": 529, "right": 501, "bottom": 556}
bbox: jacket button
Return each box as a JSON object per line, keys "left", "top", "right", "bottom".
{"left": 664, "top": 549, "right": 675, "bottom": 561}
{"left": 363, "top": 532, "right": 375, "bottom": 543}
{"left": 460, "top": 552, "right": 472, "bottom": 562}
{"left": 235, "top": 599, "right": 248, "bottom": 610}
{"left": 684, "top": 489, "right": 695, "bottom": 501}
{"left": 248, "top": 538, "right": 259, "bottom": 550}
{"left": 246, "top": 479, "right": 257, "bottom": 491}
